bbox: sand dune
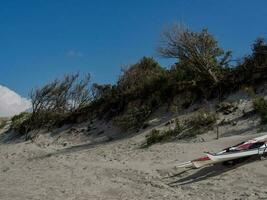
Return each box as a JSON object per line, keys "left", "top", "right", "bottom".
{"left": 0, "top": 93, "right": 267, "bottom": 200}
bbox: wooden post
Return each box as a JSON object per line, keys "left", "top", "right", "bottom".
{"left": 216, "top": 122, "right": 219, "bottom": 140}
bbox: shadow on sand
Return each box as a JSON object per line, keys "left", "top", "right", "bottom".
{"left": 29, "top": 139, "right": 112, "bottom": 161}
{"left": 2, "top": 113, "right": 176, "bottom": 161}
{"left": 0, "top": 128, "right": 24, "bottom": 144}
{"left": 166, "top": 157, "right": 261, "bottom": 187}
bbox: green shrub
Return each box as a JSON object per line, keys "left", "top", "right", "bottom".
{"left": 178, "top": 110, "right": 217, "bottom": 139}
{"left": 244, "top": 85, "right": 267, "bottom": 124}
{"left": 117, "top": 57, "right": 165, "bottom": 97}
{"left": 253, "top": 97, "right": 267, "bottom": 124}
{"left": 144, "top": 119, "right": 184, "bottom": 147}
{"left": 94, "top": 57, "right": 169, "bottom": 128}
{"left": 243, "top": 86, "right": 256, "bottom": 98}
{"left": 11, "top": 112, "right": 32, "bottom": 133}
{"left": 144, "top": 112, "right": 217, "bottom": 147}
{"left": 145, "top": 129, "right": 165, "bottom": 147}
{"left": 114, "top": 104, "right": 152, "bottom": 130}
{"left": 189, "top": 110, "right": 217, "bottom": 128}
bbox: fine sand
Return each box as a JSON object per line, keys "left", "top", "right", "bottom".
{"left": 0, "top": 127, "right": 267, "bottom": 200}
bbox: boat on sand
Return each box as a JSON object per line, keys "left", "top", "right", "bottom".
{"left": 177, "top": 134, "right": 267, "bottom": 169}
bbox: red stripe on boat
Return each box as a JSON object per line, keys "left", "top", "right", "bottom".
{"left": 193, "top": 156, "right": 210, "bottom": 161}
{"left": 236, "top": 143, "right": 253, "bottom": 150}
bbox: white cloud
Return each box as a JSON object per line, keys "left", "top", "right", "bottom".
{"left": 0, "top": 85, "right": 31, "bottom": 117}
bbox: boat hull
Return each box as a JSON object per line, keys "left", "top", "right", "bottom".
{"left": 207, "top": 145, "right": 267, "bottom": 162}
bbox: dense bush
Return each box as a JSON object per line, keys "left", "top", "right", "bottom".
{"left": 243, "top": 86, "right": 267, "bottom": 124}
{"left": 244, "top": 38, "right": 267, "bottom": 68}
{"left": 96, "top": 57, "right": 170, "bottom": 129}
{"left": 253, "top": 97, "right": 267, "bottom": 124}
{"left": 11, "top": 112, "right": 31, "bottom": 133}
{"left": 114, "top": 103, "right": 152, "bottom": 130}
{"left": 117, "top": 57, "right": 166, "bottom": 97}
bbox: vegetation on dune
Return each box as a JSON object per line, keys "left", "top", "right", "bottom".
{"left": 11, "top": 24, "right": 267, "bottom": 141}
{"left": 145, "top": 110, "right": 216, "bottom": 146}
{"left": 0, "top": 119, "right": 7, "bottom": 130}
{"left": 158, "top": 25, "right": 232, "bottom": 86}
{"left": 145, "top": 119, "right": 184, "bottom": 147}
{"left": 253, "top": 97, "right": 267, "bottom": 124}
{"left": 12, "top": 73, "right": 93, "bottom": 137}
{"left": 186, "top": 110, "right": 217, "bottom": 136}
{"left": 243, "top": 86, "right": 267, "bottom": 124}
{"left": 111, "top": 57, "right": 168, "bottom": 130}
{"left": 11, "top": 112, "right": 31, "bottom": 133}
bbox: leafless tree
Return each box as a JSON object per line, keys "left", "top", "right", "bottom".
{"left": 30, "top": 73, "right": 92, "bottom": 117}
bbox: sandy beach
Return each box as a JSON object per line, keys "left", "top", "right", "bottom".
{"left": 0, "top": 112, "right": 266, "bottom": 200}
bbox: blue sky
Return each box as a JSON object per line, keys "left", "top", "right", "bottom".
{"left": 0, "top": 0, "right": 267, "bottom": 97}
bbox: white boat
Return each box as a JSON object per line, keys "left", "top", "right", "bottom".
{"left": 206, "top": 144, "right": 267, "bottom": 163}
{"left": 191, "top": 156, "right": 216, "bottom": 168}
{"left": 177, "top": 156, "right": 215, "bottom": 169}
{"left": 176, "top": 134, "right": 267, "bottom": 169}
